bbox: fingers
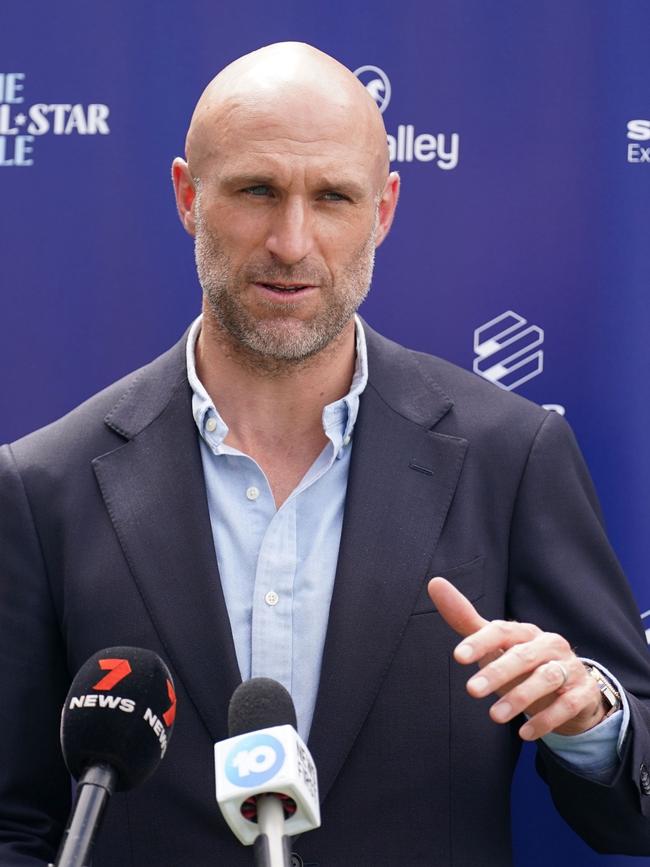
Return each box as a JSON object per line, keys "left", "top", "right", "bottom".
{"left": 430, "top": 576, "right": 607, "bottom": 739}
{"left": 427, "top": 577, "right": 488, "bottom": 638}
{"left": 471, "top": 649, "right": 602, "bottom": 739}
{"left": 453, "top": 619, "right": 542, "bottom": 665}
{"left": 465, "top": 630, "right": 573, "bottom": 698}
{"left": 487, "top": 659, "right": 583, "bottom": 729}
{"left": 458, "top": 627, "right": 603, "bottom": 738}
{"left": 517, "top": 674, "right": 603, "bottom": 740}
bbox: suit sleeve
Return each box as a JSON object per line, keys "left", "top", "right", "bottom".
{"left": 506, "top": 410, "right": 650, "bottom": 854}
{"left": 0, "top": 444, "right": 71, "bottom": 865}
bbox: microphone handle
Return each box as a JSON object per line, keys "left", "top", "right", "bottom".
{"left": 253, "top": 795, "right": 292, "bottom": 867}
{"left": 54, "top": 763, "right": 117, "bottom": 867}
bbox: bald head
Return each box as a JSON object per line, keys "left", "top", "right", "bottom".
{"left": 185, "top": 42, "right": 390, "bottom": 192}
{"left": 170, "top": 42, "right": 400, "bottom": 370}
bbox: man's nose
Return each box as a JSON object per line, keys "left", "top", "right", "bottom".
{"left": 265, "top": 197, "right": 314, "bottom": 264}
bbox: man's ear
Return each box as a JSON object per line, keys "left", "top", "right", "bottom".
{"left": 171, "top": 158, "right": 197, "bottom": 237}
{"left": 374, "top": 171, "right": 400, "bottom": 248}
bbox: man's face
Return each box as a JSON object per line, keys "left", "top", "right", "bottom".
{"left": 188, "top": 95, "right": 390, "bottom": 363}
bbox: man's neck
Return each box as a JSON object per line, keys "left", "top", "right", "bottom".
{"left": 194, "top": 313, "right": 357, "bottom": 504}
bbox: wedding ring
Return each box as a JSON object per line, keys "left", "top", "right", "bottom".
{"left": 549, "top": 660, "right": 569, "bottom": 688}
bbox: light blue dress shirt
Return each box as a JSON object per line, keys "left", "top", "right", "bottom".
{"left": 187, "top": 315, "right": 367, "bottom": 738}
{"left": 186, "top": 315, "right": 625, "bottom": 778}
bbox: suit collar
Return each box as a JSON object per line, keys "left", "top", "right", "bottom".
{"left": 103, "top": 331, "right": 189, "bottom": 441}
{"left": 102, "top": 320, "right": 454, "bottom": 442}
{"left": 362, "top": 319, "right": 454, "bottom": 429}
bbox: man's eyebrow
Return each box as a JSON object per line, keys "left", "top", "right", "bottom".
{"left": 218, "top": 173, "right": 368, "bottom": 199}
{"left": 219, "top": 173, "right": 276, "bottom": 189}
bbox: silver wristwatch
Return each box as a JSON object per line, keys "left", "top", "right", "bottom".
{"left": 584, "top": 664, "right": 622, "bottom": 716}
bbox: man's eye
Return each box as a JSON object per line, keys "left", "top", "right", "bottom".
{"left": 243, "top": 185, "right": 272, "bottom": 197}
{"left": 320, "top": 191, "right": 349, "bottom": 202}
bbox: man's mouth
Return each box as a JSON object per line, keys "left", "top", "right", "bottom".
{"left": 257, "top": 282, "right": 312, "bottom": 294}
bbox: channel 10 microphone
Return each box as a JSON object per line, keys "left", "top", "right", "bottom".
{"left": 214, "top": 678, "right": 320, "bottom": 867}
{"left": 53, "top": 646, "right": 177, "bottom": 867}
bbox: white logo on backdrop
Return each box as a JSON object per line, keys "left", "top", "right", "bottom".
{"left": 0, "top": 72, "right": 110, "bottom": 167}
{"left": 353, "top": 65, "right": 392, "bottom": 114}
{"left": 473, "top": 310, "right": 544, "bottom": 392}
{"left": 627, "top": 120, "right": 650, "bottom": 164}
{"left": 353, "top": 64, "right": 459, "bottom": 170}
{"left": 473, "top": 311, "right": 564, "bottom": 413}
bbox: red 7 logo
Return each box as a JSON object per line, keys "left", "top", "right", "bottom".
{"left": 93, "top": 658, "right": 132, "bottom": 691}
{"left": 163, "top": 678, "right": 177, "bottom": 728}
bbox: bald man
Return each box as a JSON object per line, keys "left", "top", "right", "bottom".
{"left": 1, "top": 42, "right": 650, "bottom": 866}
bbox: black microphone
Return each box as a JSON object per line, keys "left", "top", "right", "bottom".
{"left": 215, "top": 678, "right": 320, "bottom": 867}
{"left": 53, "top": 646, "right": 177, "bottom": 867}
{"left": 228, "top": 676, "right": 297, "bottom": 736}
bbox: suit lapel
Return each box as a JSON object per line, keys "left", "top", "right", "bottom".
{"left": 308, "top": 325, "right": 468, "bottom": 801}
{"left": 92, "top": 337, "right": 241, "bottom": 742}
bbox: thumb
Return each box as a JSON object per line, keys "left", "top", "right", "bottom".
{"left": 428, "top": 576, "right": 488, "bottom": 638}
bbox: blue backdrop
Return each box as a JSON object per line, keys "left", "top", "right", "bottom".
{"left": 2, "top": 2, "right": 649, "bottom": 863}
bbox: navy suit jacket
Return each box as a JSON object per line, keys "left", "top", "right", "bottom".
{"left": 1, "top": 322, "right": 650, "bottom": 866}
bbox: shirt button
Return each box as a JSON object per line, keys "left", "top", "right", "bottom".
{"left": 265, "top": 591, "right": 279, "bottom": 606}
{"left": 343, "top": 435, "right": 351, "bottom": 446}
{"left": 246, "top": 486, "right": 260, "bottom": 501}
{"left": 205, "top": 417, "right": 217, "bottom": 432}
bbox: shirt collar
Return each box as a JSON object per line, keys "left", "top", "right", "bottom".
{"left": 186, "top": 314, "right": 368, "bottom": 459}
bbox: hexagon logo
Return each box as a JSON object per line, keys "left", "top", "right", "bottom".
{"left": 473, "top": 310, "right": 544, "bottom": 392}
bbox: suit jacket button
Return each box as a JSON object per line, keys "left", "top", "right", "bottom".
{"left": 290, "top": 855, "right": 304, "bottom": 867}
{"left": 640, "top": 762, "right": 650, "bottom": 795}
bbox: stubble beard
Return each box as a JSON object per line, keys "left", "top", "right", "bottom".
{"left": 193, "top": 205, "right": 376, "bottom": 370}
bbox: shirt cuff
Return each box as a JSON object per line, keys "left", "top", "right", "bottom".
{"left": 539, "top": 658, "right": 629, "bottom": 782}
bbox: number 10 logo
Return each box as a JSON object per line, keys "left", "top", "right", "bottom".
{"left": 226, "top": 733, "right": 285, "bottom": 788}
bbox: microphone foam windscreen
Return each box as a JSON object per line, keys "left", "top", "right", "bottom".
{"left": 60, "top": 646, "right": 177, "bottom": 791}
{"left": 228, "top": 677, "right": 297, "bottom": 737}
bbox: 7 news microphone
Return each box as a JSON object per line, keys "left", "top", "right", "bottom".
{"left": 51, "top": 646, "right": 177, "bottom": 867}
{"left": 215, "top": 678, "right": 321, "bottom": 867}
